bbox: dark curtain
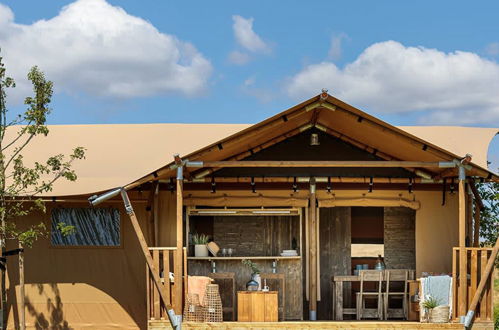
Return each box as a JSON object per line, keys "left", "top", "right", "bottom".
{"left": 51, "top": 208, "right": 120, "bottom": 246}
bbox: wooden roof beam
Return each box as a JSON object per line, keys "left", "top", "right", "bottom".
{"left": 188, "top": 160, "right": 457, "bottom": 168}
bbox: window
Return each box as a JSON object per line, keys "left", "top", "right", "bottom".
{"left": 51, "top": 208, "right": 121, "bottom": 247}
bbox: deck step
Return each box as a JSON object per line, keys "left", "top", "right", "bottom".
{"left": 147, "top": 320, "right": 481, "bottom": 330}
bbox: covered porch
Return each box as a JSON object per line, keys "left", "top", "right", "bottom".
{"left": 96, "top": 93, "right": 497, "bottom": 329}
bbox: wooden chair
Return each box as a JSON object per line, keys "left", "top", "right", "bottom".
{"left": 356, "top": 270, "right": 384, "bottom": 320}
{"left": 209, "top": 272, "right": 236, "bottom": 321}
{"left": 383, "top": 269, "right": 409, "bottom": 320}
{"left": 260, "top": 273, "right": 285, "bottom": 321}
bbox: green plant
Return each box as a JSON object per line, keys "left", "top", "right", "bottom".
{"left": 192, "top": 233, "right": 209, "bottom": 245}
{"left": 421, "top": 295, "right": 440, "bottom": 310}
{"left": 242, "top": 259, "right": 260, "bottom": 274}
{"left": 0, "top": 50, "right": 85, "bottom": 327}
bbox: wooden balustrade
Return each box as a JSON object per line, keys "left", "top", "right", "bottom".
{"left": 452, "top": 247, "right": 494, "bottom": 322}
{"left": 147, "top": 247, "right": 187, "bottom": 321}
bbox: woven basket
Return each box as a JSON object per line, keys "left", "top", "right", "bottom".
{"left": 183, "top": 293, "right": 205, "bottom": 322}
{"left": 429, "top": 305, "right": 450, "bottom": 323}
{"left": 203, "top": 284, "right": 223, "bottom": 322}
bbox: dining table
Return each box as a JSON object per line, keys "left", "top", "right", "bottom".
{"left": 332, "top": 270, "right": 415, "bottom": 320}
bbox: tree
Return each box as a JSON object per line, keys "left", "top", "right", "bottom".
{"left": 0, "top": 51, "right": 85, "bottom": 329}
{"left": 477, "top": 179, "right": 498, "bottom": 247}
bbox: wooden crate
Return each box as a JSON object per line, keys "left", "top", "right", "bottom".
{"left": 237, "top": 291, "right": 278, "bottom": 322}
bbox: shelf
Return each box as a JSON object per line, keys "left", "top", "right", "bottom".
{"left": 187, "top": 256, "right": 301, "bottom": 260}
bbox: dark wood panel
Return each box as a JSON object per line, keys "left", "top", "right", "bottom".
{"left": 188, "top": 259, "right": 303, "bottom": 320}
{"left": 318, "top": 207, "right": 351, "bottom": 320}
{"left": 211, "top": 216, "right": 300, "bottom": 257}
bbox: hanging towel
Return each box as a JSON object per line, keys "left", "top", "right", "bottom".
{"left": 420, "top": 275, "right": 453, "bottom": 321}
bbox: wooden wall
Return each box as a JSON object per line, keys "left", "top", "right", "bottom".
{"left": 188, "top": 259, "right": 303, "bottom": 320}
{"left": 317, "top": 207, "right": 351, "bottom": 320}
{"left": 193, "top": 215, "right": 300, "bottom": 257}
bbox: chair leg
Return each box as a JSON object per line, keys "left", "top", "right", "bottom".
{"left": 356, "top": 294, "right": 361, "bottom": 320}
{"left": 378, "top": 295, "right": 383, "bottom": 320}
{"left": 383, "top": 294, "right": 388, "bottom": 320}
{"left": 403, "top": 294, "right": 407, "bottom": 320}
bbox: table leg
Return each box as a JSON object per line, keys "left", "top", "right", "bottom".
{"left": 335, "top": 281, "right": 343, "bottom": 321}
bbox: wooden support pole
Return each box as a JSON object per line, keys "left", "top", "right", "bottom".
{"left": 464, "top": 236, "right": 499, "bottom": 327}
{"left": 120, "top": 190, "right": 179, "bottom": 329}
{"left": 308, "top": 179, "right": 317, "bottom": 320}
{"left": 467, "top": 185, "right": 473, "bottom": 247}
{"left": 146, "top": 182, "right": 157, "bottom": 246}
{"left": 153, "top": 183, "right": 160, "bottom": 247}
{"left": 18, "top": 242, "right": 25, "bottom": 330}
{"left": 174, "top": 168, "right": 184, "bottom": 315}
{"left": 473, "top": 200, "right": 481, "bottom": 248}
{"left": 458, "top": 175, "right": 467, "bottom": 317}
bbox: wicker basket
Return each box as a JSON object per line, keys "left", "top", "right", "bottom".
{"left": 183, "top": 293, "right": 205, "bottom": 322}
{"left": 429, "top": 305, "right": 450, "bottom": 323}
{"left": 203, "top": 284, "right": 223, "bottom": 322}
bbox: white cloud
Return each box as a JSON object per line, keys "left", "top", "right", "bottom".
{"left": 285, "top": 41, "right": 499, "bottom": 125}
{"left": 232, "top": 15, "right": 270, "bottom": 54}
{"left": 228, "top": 50, "right": 251, "bottom": 65}
{"left": 485, "top": 42, "right": 499, "bottom": 56}
{"left": 241, "top": 75, "right": 273, "bottom": 103}
{"left": 327, "top": 33, "right": 348, "bottom": 60}
{"left": 0, "top": 0, "right": 212, "bottom": 100}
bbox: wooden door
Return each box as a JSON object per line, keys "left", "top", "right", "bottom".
{"left": 317, "top": 207, "right": 351, "bottom": 320}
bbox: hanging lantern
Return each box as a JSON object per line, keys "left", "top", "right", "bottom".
{"left": 310, "top": 133, "right": 320, "bottom": 146}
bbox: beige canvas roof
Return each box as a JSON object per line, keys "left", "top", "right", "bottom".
{"left": 5, "top": 122, "right": 496, "bottom": 197}
{"left": 4, "top": 94, "right": 498, "bottom": 197}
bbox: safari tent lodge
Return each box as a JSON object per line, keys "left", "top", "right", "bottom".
{"left": 6, "top": 92, "right": 499, "bottom": 330}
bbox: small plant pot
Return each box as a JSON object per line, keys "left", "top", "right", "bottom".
{"left": 429, "top": 305, "right": 450, "bottom": 323}
{"left": 194, "top": 244, "right": 209, "bottom": 257}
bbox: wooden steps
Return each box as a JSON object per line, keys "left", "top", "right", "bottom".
{"left": 148, "top": 320, "right": 488, "bottom": 330}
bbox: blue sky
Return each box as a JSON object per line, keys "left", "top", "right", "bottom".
{"left": 0, "top": 0, "right": 498, "bottom": 167}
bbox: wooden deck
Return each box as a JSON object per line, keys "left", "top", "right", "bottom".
{"left": 148, "top": 320, "right": 492, "bottom": 330}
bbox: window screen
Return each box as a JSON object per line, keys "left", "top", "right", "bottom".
{"left": 51, "top": 208, "right": 120, "bottom": 246}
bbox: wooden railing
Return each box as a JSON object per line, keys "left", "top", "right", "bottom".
{"left": 146, "top": 247, "right": 187, "bottom": 321}
{"left": 452, "top": 247, "right": 494, "bottom": 322}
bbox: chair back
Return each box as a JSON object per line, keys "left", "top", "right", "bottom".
{"left": 359, "top": 270, "right": 383, "bottom": 294}
{"left": 359, "top": 270, "right": 384, "bottom": 282}
{"left": 385, "top": 269, "right": 409, "bottom": 294}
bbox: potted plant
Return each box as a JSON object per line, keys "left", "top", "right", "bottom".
{"left": 192, "top": 233, "right": 209, "bottom": 257}
{"left": 422, "top": 296, "right": 449, "bottom": 323}
{"left": 242, "top": 259, "right": 261, "bottom": 290}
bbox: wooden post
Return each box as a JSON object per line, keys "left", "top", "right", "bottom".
{"left": 120, "top": 190, "right": 179, "bottom": 329}
{"left": 153, "top": 183, "right": 160, "bottom": 246}
{"left": 308, "top": 178, "right": 317, "bottom": 320}
{"left": 458, "top": 170, "right": 467, "bottom": 317}
{"left": 466, "top": 186, "right": 473, "bottom": 246}
{"left": 18, "top": 242, "right": 25, "bottom": 330}
{"left": 473, "top": 200, "right": 481, "bottom": 248}
{"left": 174, "top": 167, "right": 184, "bottom": 315}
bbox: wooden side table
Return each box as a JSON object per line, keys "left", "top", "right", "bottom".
{"left": 237, "top": 291, "right": 278, "bottom": 322}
